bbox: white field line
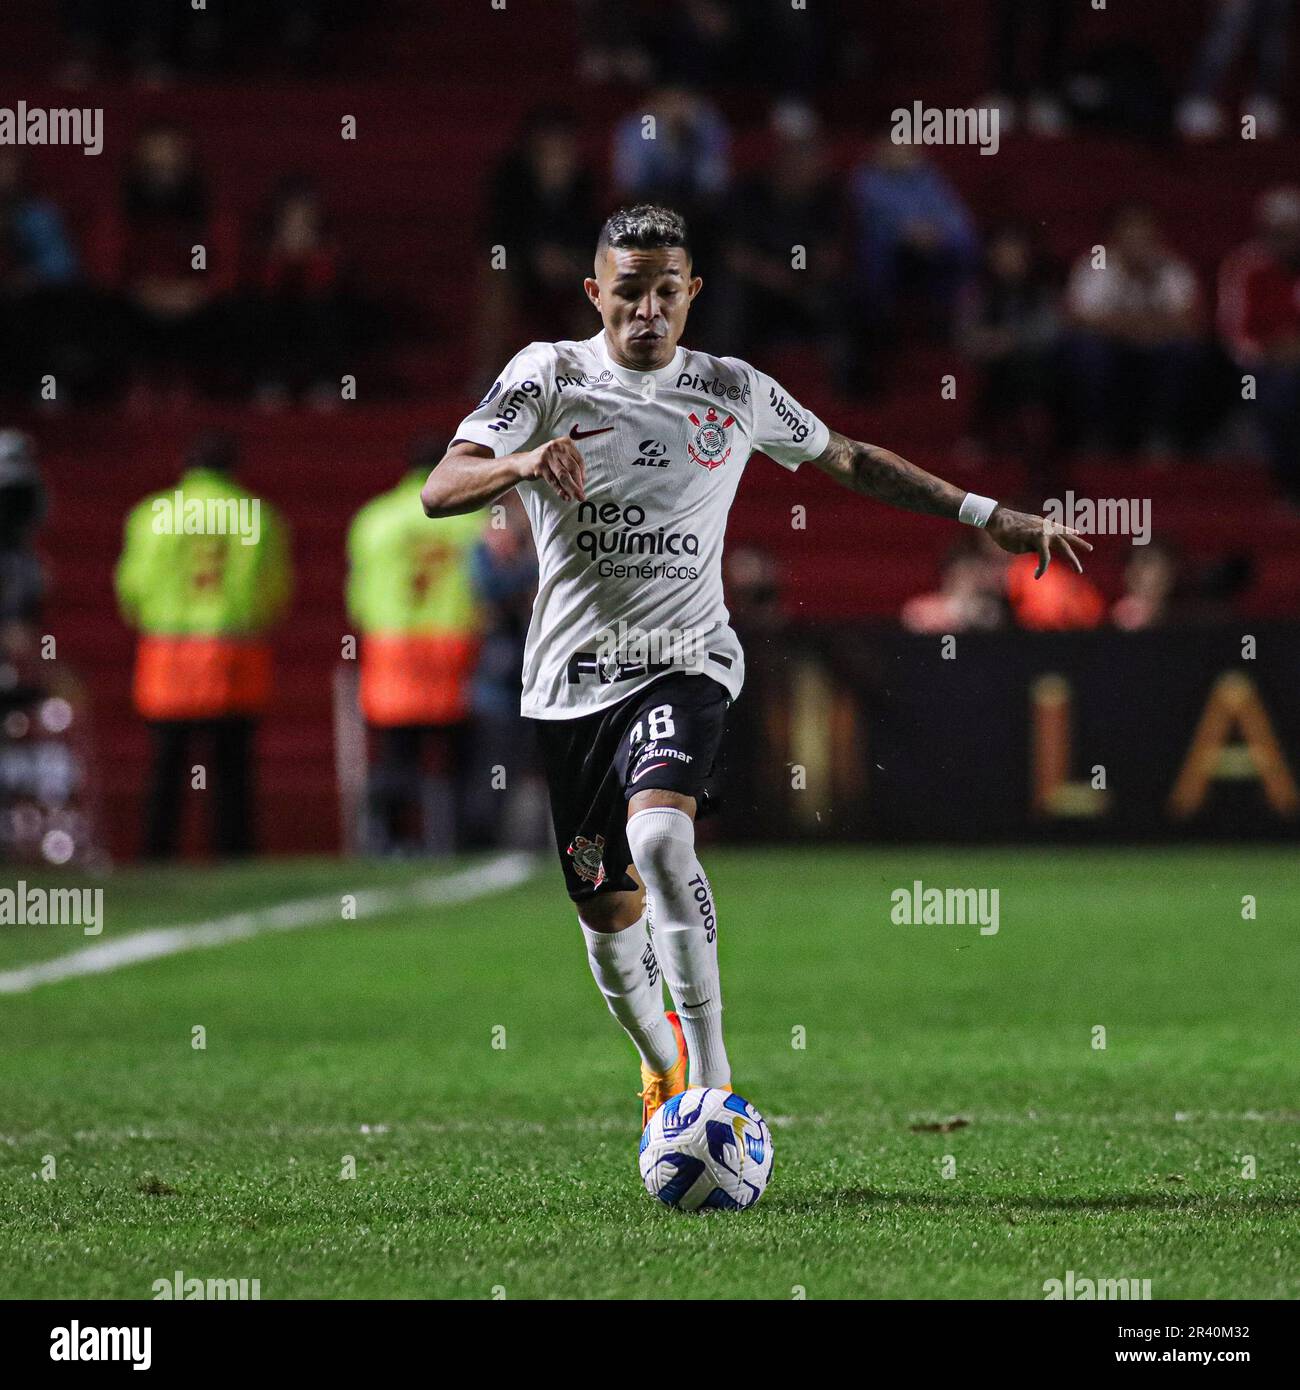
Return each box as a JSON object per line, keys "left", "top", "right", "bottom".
{"left": 3, "top": 1110, "right": 1294, "bottom": 1151}
{"left": 0, "top": 853, "right": 538, "bottom": 997}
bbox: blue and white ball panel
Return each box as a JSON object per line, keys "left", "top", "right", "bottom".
{"left": 639, "top": 1087, "right": 774, "bottom": 1211}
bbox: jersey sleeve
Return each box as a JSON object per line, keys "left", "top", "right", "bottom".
{"left": 451, "top": 342, "right": 556, "bottom": 457}
{"left": 737, "top": 361, "right": 830, "bottom": 471}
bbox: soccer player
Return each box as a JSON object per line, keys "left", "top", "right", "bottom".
{"left": 421, "top": 204, "right": 1090, "bottom": 1127}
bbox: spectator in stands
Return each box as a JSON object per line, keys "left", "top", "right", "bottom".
{"left": 611, "top": 87, "right": 730, "bottom": 206}
{"left": 986, "top": 0, "right": 1073, "bottom": 136}
{"left": 901, "top": 534, "right": 1008, "bottom": 633}
{"left": 956, "top": 223, "right": 1062, "bottom": 461}
{"left": 578, "top": 0, "right": 831, "bottom": 99}
{"left": 611, "top": 83, "right": 731, "bottom": 309}
{"left": 1218, "top": 185, "right": 1300, "bottom": 505}
{"left": 1111, "top": 540, "right": 1186, "bottom": 630}
{"left": 115, "top": 432, "right": 292, "bottom": 859}
{"left": 248, "top": 176, "right": 349, "bottom": 407}
{"left": 1177, "top": 0, "right": 1292, "bottom": 141}
{"left": 346, "top": 438, "right": 487, "bottom": 857}
{"left": 0, "top": 152, "right": 117, "bottom": 406}
{"left": 1006, "top": 552, "right": 1105, "bottom": 629}
{"left": 1063, "top": 203, "right": 1204, "bottom": 458}
{"left": 111, "top": 124, "right": 235, "bottom": 407}
{"left": 717, "top": 105, "right": 847, "bottom": 375}
{"left": 0, "top": 152, "right": 79, "bottom": 291}
{"left": 475, "top": 108, "right": 598, "bottom": 390}
{"left": 463, "top": 492, "right": 548, "bottom": 850}
{"left": 847, "top": 137, "right": 979, "bottom": 364}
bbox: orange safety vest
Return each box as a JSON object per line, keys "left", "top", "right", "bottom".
{"left": 359, "top": 633, "right": 481, "bottom": 728}
{"left": 134, "top": 635, "right": 273, "bottom": 721}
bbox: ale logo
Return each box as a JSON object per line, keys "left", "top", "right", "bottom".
{"left": 633, "top": 438, "right": 670, "bottom": 468}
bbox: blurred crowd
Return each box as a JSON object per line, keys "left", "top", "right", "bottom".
{"left": 475, "top": 95, "right": 1300, "bottom": 502}
{"left": 571, "top": 0, "right": 1294, "bottom": 140}
{"left": 0, "top": 126, "right": 385, "bottom": 412}
{"left": 9, "top": 102, "right": 1300, "bottom": 506}
{"left": 469, "top": 0, "right": 1300, "bottom": 500}
{"left": 900, "top": 529, "right": 1255, "bottom": 636}
{"left": 38, "top": 0, "right": 1294, "bottom": 131}
{"left": 2, "top": 1, "right": 1295, "bottom": 499}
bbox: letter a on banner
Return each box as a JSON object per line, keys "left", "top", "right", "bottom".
{"left": 1168, "top": 673, "right": 1299, "bottom": 818}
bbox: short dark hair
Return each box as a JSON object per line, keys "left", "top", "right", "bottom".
{"left": 596, "top": 204, "right": 691, "bottom": 261}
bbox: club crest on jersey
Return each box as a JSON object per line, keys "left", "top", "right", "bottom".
{"left": 687, "top": 406, "right": 734, "bottom": 471}
{"left": 568, "top": 834, "right": 607, "bottom": 887}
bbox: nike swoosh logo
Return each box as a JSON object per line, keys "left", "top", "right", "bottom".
{"left": 630, "top": 761, "right": 669, "bottom": 783}
{"left": 569, "top": 424, "right": 614, "bottom": 440}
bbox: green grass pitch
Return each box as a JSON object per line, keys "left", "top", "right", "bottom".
{"left": 1, "top": 846, "right": 1298, "bottom": 1300}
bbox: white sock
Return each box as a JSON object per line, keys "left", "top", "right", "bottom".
{"left": 626, "top": 807, "right": 731, "bottom": 1088}
{"left": 581, "top": 911, "right": 678, "bottom": 1074}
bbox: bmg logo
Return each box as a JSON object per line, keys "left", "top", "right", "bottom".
{"left": 768, "top": 387, "right": 810, "bottom": 443}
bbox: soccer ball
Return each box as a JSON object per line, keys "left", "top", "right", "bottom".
{"left": 639, "top": 1087, "right": 773, "bottom": 1211}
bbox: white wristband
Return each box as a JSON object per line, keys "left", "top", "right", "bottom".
{"left": 958, "top": 492, "right": 999, "bottom": 528}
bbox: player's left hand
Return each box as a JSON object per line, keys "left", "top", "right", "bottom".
{"left": 986, "top": 507, "right": 1093, "bottom": 578}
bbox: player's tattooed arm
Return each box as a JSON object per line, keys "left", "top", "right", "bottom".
{"left": 421, "top": 437, "right": 587, "bottom": 516}
{"left": 813, "top": 429, "right": 1092, "bottom": 576}
{"left": 813, "top": 430, "right": 964, "bottom": 518}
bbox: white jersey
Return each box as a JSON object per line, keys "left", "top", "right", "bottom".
{"left": 452, "top": 330, "right": 829, "bottom": 720}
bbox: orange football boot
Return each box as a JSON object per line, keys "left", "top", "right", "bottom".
{"left": 639, "top": 1011, "right": 689, "bottom": 1129}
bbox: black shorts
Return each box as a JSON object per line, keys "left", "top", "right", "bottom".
{"left": 531, "top": 673, "right": 731, "bottom": 902}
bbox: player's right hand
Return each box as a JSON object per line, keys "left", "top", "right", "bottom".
{"left": 517, "top": 437, "right": 587, "bottom": 503}
{"left": 986, "top": 506, "right": 1093, "bottom": 578}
